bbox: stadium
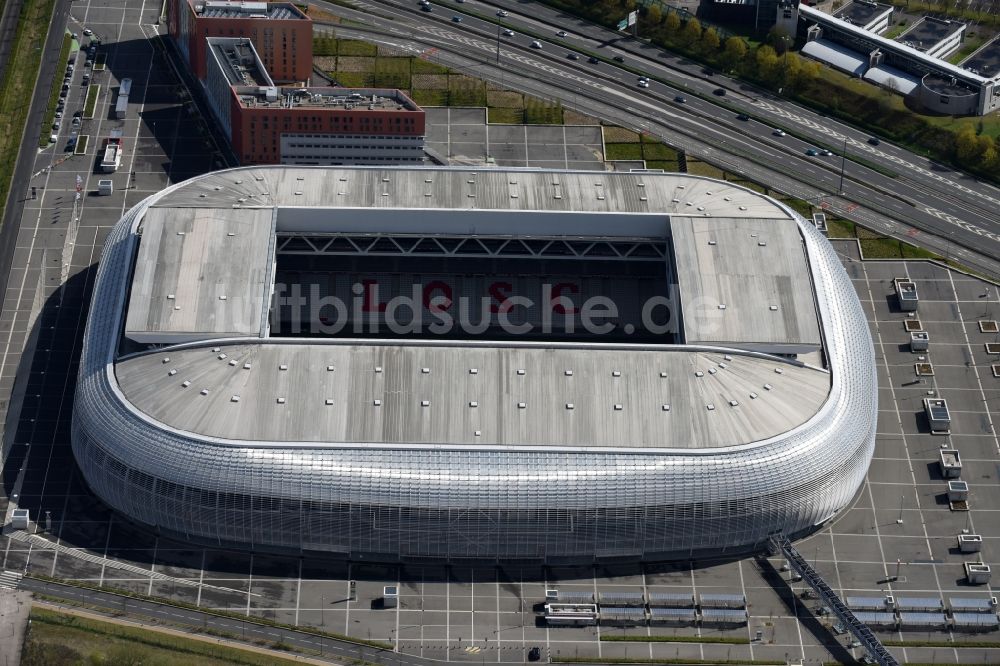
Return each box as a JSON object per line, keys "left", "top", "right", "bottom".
{"left": 72, "top": 166, "right": 876, "bottom": 562}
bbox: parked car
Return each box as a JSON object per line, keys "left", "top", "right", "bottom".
{"left": 528, "top": 647, "right": 541, "bottom": 661}
{"left": 83, "top": 27, "right": 93, "bottom": 36}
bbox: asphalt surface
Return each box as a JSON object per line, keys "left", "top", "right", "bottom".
{"left": 322, "top": 0, "right": 1000, "bottom": 279}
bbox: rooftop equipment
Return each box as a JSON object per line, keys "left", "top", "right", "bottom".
{"left": 965, "top": 562, "right": 992, "bottom": 585}
{"left": 894, "top": 278, "right": 919, "bottom": 311}
{"left": 958, "top": 533, "right": 983, "bottom": 553}
{"left": 909, "top": 331, "right": 929, "bottom": 351}
{"left": 938, "top": 449, "right": 961, "bottom": 478}
{"left": 924, "top": 398, "right": 951, "bottom": 434}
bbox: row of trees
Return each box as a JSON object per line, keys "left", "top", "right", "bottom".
{"left": 532, "top": 0, "right": 1000, "bottom": 181}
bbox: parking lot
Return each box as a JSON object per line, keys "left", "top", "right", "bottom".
{"left": 1, "top": 1, "right": 1000, "bottom": 664}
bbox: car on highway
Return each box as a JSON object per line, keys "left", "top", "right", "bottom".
{"left": 566, "top": 53, "right": 579, "bottom": 60}
{"left": 713, "top": 87, "right": 726, "bottom": 96}
{"left": 820, "top": 148, "right": 833, "bottom": 156}
{"left": 868, "top": 136, "right": 880, "bottom": 145}
{"left": 613, "top": 55, "right": 624, "bottom": 62}
{"left": 638, "top": 80, "right": 649, "bottom": 88}
{"left": 557, "top": 30, "right": 568, "bottom": 37}
{"left": 773, "top": 129, "right": 786, "bottom": 136}
{"left": 451, "top": 14, "right": 462, "bottom": 21}
{"left": 503, "top": 29, "right": 514, "bottom": 36}
{"left": 528, "top": 647, "right": 541, "bottom": 661}
{"left": 496, "top": 9, "right": 507, "bottom": 16}
{"left": 83, "top": 28, "right": 93, "bottom": 36}
{"left": 674, "top": 95, "right": 686, "bottom": 103}
{"left": 805, "top": 148, "right": 819, "bottom": 156}
{"left": 530, "top": 40, "right": 542, "bottom": 48}
{"left": 736, "top": 113, "right": 749, "bottom": 121}
{"left": 588, "top": 56, "right": 599, "bottom": 64}
{"left": 421, "top": 3, "right": 431, "bottom": 9}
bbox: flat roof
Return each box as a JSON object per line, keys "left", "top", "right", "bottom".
{"left": 801, "top": 39, "right": 869, "bottom": 77}
{"left": 115, "top": 342, "right": 830, "bottom": 449}
{"left": 194, "top": 1, "right": 307, "bottom": 20}
{"left": 671, "top": 217, "right": 821, "bottom": 353}
{"left": 961, "top": 35, "right": 1000, "bottom": 78}
{"left": 150, "top": 167, "right": 787, "bottom": 217}
{"left": 207, "top": 37, "right": 272, "bottom": 87}
{"left": 235, "top": 87, "right": 420, "bottom": 111}
{"left": 896, "top": 17, "right": 964, "bottom": 52}
{"left": 124, "top": 207, "right": 274, "bottom": 343}
{"left": 833, "top": 1, "right": 892, "bottom": 27}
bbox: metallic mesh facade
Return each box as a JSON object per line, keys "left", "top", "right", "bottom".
{"left": 71, "top": 170, "right": 877, "bottom": 562}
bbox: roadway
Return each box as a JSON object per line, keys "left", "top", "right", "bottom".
{"left": 316, "top": 0, "right": 1000, "bottom": 278}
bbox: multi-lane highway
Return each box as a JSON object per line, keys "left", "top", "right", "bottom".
{"left": 317, "top": 0, "right": 1000, "bottom": 278}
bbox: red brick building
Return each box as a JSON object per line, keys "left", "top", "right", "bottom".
{"left": 168, "top": 0, "right": 312, "bottom": 83}
{"left": 204, "top": 38, "right": 425, "bottom": 165}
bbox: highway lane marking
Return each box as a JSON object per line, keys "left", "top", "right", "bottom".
{"left": 754, "top": 98, "right": 1000, "bottom": 213}
{"left": 920, "top": 205, "right": 1000, "bottom": 243}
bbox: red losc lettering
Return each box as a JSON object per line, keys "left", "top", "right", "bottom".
{"left": 489, "top": 281, "right": 513, "bottom": 314}
{"left": 551, "top": 282, "right": 579, "bottom": 315}
{"left": 423, "top": 280, "right": 453, "bottom": 313}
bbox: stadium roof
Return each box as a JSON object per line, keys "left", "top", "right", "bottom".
{"left": 116, "top": 342, "right": 829, "bottom": 449}
{"left": 117, "top": 166, "right": 830, "bottom": 451}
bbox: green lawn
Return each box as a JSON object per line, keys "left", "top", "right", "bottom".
{"left": 605, "top": 142, "right": 643, "bottom": 161}
{"left": 0, "top": 0, "right": 58, "bottom": 225}
{"left": 22, "top": 607, "right": 313, "bottom": 666}
{"left": 83, "top": 83, "right": 100, "bottom": 118}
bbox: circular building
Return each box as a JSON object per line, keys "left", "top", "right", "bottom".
{"left": 72, "top": 166, "right": 876, "bottom": 562}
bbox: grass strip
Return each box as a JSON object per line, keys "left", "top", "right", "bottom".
{"left": 38, "top": 32, "right": 72, "bottom": 148}
{"left": 554, "top": 658, "right": 781, "bottom": 665}
{"left": 82, "top": 83, "right": 99, "bottom": 118}
{"left": 0, "top": 0, "right": 58, "bottom": 225}
{"left": 27, "top": 572, "right": 394, "bottom": 650}
{"left": 601, "top": 634, "right": 750, "bottom": 644}
{"left": 73, "top": 134, "right": 88, "bottom": 155}
{"left": 26, "top": 606, "right": 319, "bottom": 666}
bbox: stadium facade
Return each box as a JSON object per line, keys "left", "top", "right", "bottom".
{"left": 72, "top": 166, "right": 876, "bottom": 562}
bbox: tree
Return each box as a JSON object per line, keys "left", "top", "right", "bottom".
{"left": 681, "top": 17, "right": 702, "bottom": 46}
{"left": 702, "top": 26, "right": 721, "bottom": 52}
{"left": 983, "top": 144, "right": 999, "bottom": 171}
{"left": 664, "top": 11, "right": 681, "bottom": 34}
{"left": 955, "top": 125, "right": 980, "bottom": 163}
{"left": 647, "top": 4, "right": 663, "bottom": 24}
{"left": 721, "top": 36, "right": 748, "bottom": 71}
{"left": 754, "top": 44, "right": 780, "bottom": 82}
